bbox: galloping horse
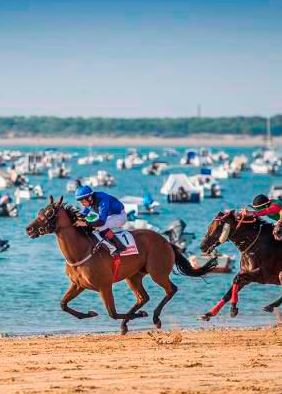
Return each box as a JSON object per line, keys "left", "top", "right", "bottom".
{"left": 200, "top": 210, "right": 282, "bottom": 321}
{"left": 26, "top": 196, "right": 216, "bottom": 334}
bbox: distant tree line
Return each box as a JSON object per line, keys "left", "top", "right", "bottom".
{"left": 0, "top": 115, "right": 281, "bottom": 137}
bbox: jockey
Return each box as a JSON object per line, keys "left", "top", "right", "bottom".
{"left": 250, "top": 194, "right": 282, "bottom": 220}
{"left": 246, "top": 194, "right": 282, "bottom": 240}
{"left": 74, "top": 185, "right": 127, "bottom": 254}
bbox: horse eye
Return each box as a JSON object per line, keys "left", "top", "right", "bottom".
{"left": 46, "top": 209, "right": 54, "bottom": 219}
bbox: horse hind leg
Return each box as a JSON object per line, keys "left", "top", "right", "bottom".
{"left": 99, "top": 285, "right": 148, "bottom": 323}
{"left": 61, "top": 283, "right": 98, "bottom": 319}
{"left": 263, "top": 271, "right": 282, "bottom": 313}
{"left": 121, "top": 273, "right": 150, "bottom": 335}
{"left": 151, "top": 277, "right": 178, "bottom": 329}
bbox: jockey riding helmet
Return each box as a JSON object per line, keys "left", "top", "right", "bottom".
{"left": 251, "top": 194, "right": 271, "bottom": 210}
{"left": 75, "top": 185, "right": 93, "bottom": 201}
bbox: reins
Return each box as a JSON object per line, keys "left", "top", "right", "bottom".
{"left": 240, "top": 224, "right": 262, "bottom": 254}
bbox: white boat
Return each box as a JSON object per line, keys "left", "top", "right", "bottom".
{"left": 142, "top": 161, "right": 168, "bottom": 175}
{"left": 269, "top": 185, "right": 282, "bottom": 200}
{"left": 48, "top": 166, "right": 71, "bottom": 179}
{"left": 161, "top": 173, "right": 204, "bottom": 202}
{"left": 14, "top": 185, "right": 45, "bottom": 202}
{"left": 123, "top": 218, "right": 159, "bottom": 232}
{"left": 250, "top": 160, "right": 270, "bottom": 174}
{"left": 121, "top": 195, "right": 160, "bottom": 214}
{"left": 84, "top": 171, "right": 116, "bottom": 187}
{"left": 180, "top": 150, "right": 201, "bottom": 166}
{"left": 0, "top": 175, "right": 10, "bottom": 189}
{"left": 190, "top": 253, "right": 235, "bottom": 273}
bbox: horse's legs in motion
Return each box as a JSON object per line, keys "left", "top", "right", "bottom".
{"left": 201, "top": 281, "right": 245, "bottom": 321}
{"left": 229, "top": 268, "right": 261, "bottom": 317}
{"left": 201, "top": 268, "right": 261, "bottom": 321}
{"left": 61, "top": 283, "right": 98, "bottom": 319}
{"left": 100, "top": 285, "right": 148, "bottom": 322}
{"left": 263, "top": 271, "right": 282, "bottom": 312}
{"left": 151, "top": 277, "right": 178, "bottom": 329}
{"left": 121, "top": 273, "right": 150, "bottom": 335}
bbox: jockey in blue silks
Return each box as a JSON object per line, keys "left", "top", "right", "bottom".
{"left": 74, "top": 185, "right": 127, "bottom": 255}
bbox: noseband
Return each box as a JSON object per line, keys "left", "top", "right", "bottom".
{"left": 35, "top": 205, "right": 58, "bottom": 235}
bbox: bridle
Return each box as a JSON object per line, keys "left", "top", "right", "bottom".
{"left": 31, "top": 204, "right": 59, "bottom": 236}
{"left": 206, "top": 212, "right": 260, "bottom": 254}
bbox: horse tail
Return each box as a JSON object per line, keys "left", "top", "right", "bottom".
{"left": 171, "top": 244, "right": 217, "bottom": 277}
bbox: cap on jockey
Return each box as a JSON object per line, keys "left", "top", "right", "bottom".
{"left": 75, "top": 185, "right": 127, "bottom": 254}
{"left": 248, "top": 194, "right": 282, "bottom": 241}
{"left": 250, "top": 194, "right": 282, "bottom": 221}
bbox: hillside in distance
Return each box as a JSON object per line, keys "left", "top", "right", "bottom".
{"left": 0, "top": 115, "right": 281, "bottom": 137}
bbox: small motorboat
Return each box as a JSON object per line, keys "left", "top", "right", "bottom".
{"left": 189, "top": 252, "right": 235, "bottom": 273}
{"left": 162, "top": 219, "right": 195, "bottom": 253}
{"left": 0, "top": 239, "right": 9, "bottom": 252}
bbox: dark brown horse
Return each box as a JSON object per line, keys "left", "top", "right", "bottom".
{"left": 26, "top": 196, "right": 216, "bottom": 334}
{"left": 200, "top": 210, "right": 282, "bottom": 321}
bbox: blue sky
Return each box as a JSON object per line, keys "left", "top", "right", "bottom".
{"left": 0, "top": 0, "right": 281, "bottom": 117}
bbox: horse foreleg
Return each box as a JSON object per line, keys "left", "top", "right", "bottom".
{"left": 121, "top": 273, "right": 149, "bottom": 335}
{"left": 61, "top": 283, "right": 98, "bottom": 319}
{"left": 99, "top": 285, "right": 148, "bottom": 323}
{"left": 263, "top": 271, "right": 282, "bottom": 313}
{"left": 230, "top": 268, "right": 261, "bottom": 317}
{"left": 201, "top": 278, "right": 246, "bottom": 321}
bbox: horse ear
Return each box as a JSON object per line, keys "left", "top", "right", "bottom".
{"left": 56, "top": 196, "right": 64, "bottom": 207}
{"left": 49, "top": 195, "right": 54, "bottom": 204}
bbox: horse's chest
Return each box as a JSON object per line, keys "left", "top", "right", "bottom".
{"left": 241, "top": 253, "right": 255, "bottom": 271}
{"left": 66, "top": 266, "right": 99, "bottom": 290}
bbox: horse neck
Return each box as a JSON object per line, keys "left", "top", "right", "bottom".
{"left": 55, "top": 209, "right": 92, "bottom": 262}
{"left": 229, "top": 222, "right": 261, "bottom": 253}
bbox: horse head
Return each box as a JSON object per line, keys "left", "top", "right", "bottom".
{"left": 200, "top": 210, "right": 237, "bottom": 254}
{"left": 26, "top": 195, "right": 64, "bottom": 238}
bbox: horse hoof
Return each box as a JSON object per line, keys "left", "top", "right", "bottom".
{"left": 200, "top": 313, "right": 211, "bottom": 321}
{"left": 121, "top": 325, "right": 128, "bottom": 335}
{"left": 153, "top": 317, "right": 161, "bottom": 329}
{"left": 138, "top": 310, "right": 148, "bottom": 318}
{"left": 88, "top": 311, "right": 98, "bottom": 318}
{"left": 230, "top": 306, "right": 238, "bottom": 318}
{"left": 263, "top": 305, "right": 274, "bottom": 313}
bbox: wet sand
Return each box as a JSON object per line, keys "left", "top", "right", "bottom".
{"left": 0, "top": 134, "right": 277, "bottom": 147}
{"left": 0, "top": 327, "right": 281, "bottom": 393}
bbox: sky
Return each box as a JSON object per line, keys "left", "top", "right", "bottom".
{"left": 0, "top": 0, "right": 281, "bottom": 118}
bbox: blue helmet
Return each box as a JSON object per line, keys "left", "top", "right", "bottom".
{"left": 75, "top": 185, "right": 93, "bottom": 201}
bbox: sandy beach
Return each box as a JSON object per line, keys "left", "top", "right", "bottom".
{"left": 0, "top": 134, "right": 278, "bottom": 147}
{"left": 0, "top": 327, "right": 281, "bottom": 394}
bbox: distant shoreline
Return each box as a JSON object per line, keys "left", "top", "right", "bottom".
{"left": 0, "top": 134, "right": 277, "bottom": 147}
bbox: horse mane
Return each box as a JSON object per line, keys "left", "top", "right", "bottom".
{"left": 62, "top": 203, "right": 92, "bottom": 237}
{"left": 63, "top": 203, "right": 84, "bottom": 223}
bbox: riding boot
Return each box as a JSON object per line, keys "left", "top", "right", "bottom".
{"left": 100, "top": 229, "right": 127, "bottom": 255}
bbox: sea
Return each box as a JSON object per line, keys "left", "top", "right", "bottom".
{"left": 0, "top": 145, "right": 281, "bottom": 336}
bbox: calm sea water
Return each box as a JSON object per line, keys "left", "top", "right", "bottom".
{"left": 0, "top": 145, "right": 281, "bottom": 336}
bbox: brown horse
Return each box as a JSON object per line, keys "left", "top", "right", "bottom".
{"left": 200, "top": 210, "right": 282, "bottom": 321}
{"left": 26, "top": 196, "right": 216, "bottom": 334}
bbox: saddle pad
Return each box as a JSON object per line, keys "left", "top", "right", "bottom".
{"left": 92, "top": 230, "right": 139, "bottom": 256}
{"left": 115, "top": 230, "right": 139, "bottom": 256}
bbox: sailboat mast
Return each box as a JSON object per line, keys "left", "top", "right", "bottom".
{"left": 266, "top": 117, "right": 272, "bottom": 148}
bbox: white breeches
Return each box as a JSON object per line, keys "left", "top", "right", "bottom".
{"left": 97, "top": 210, "right": 127, "bottom": 231}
